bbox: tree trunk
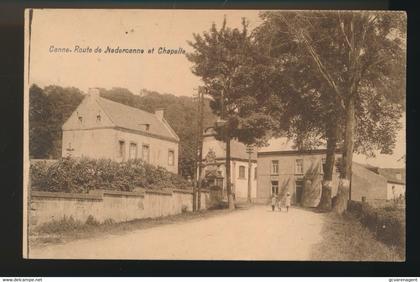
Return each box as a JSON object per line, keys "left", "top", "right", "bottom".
{"left": 192, "top": 182, "right": 197, "bottom": 212}
{"left": 333, "top": 95, "right": 355, "bottom": 214}
{"left": 247, "top": 156, "right": 252, "bottom": 203}
{"left": 317, "top": 122, "right": 338, "bottom": 212}
{"left": 226, "top": 135, "right": 235, "bottom": 210}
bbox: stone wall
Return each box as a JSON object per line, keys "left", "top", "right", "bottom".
{"left": 29, "top": 188, "right": 209, "bottom": 227}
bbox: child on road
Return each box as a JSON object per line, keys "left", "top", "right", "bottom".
{"left": 277, "top": 196, "right": 282, "bottom": 212}
{"left": 271, "top": 195, "right": 277, "bottom": 211}
{"left": 285, "top": 192, "right": 291, "bottom": 212}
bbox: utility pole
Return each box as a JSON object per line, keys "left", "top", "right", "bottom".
{"left": 197, "top": 87, "right": 204, "bottom": 210}
{"left": 246, "top": 145, "right": 254, "bottom": 203}
{"left": 192, "top": 90, "right": 199, "bottom": 212}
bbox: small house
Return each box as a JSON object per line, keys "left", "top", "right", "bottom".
{"left": 62, "top": 88, "right": 180, "bottom": 173}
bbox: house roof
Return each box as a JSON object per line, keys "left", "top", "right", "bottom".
{"left": 352, "top": 162, "right": 387, "bottom": 183}
{"left": 230, "top": 139, "right": 258, "bottom": 160}
{"left": 97, "top": 97, "right": 179, "bottom": 142}
{"left": 377, "top": 168, "right": 405, "bottom": 185}
{"left": 202, "top": 128, "right": 257, "bottom": 161}
{"left": 353, "top": 163, "right": 405, "bottom": 185}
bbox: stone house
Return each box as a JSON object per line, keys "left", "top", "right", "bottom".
{"left": 62, "top": 88, "right": 180, "bottom": 173}
{"left": 201, "top": 127, "right": 258, "bottom": 201}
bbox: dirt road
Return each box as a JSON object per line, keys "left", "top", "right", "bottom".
{"left": 30, "top": 205, "right": 326, "bottom": 260}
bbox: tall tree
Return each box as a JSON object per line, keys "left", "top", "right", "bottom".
{"left": 29, "top": 84, "right": 53, "bottom": 158}
{"left": 29, "top": 84, "right": 84, "bottom": 158}
{"left": 187, "top": 18, "right": 274, "bottom": 209}
{"left": 254, "top": 11, "right": 406, "bottom": 212}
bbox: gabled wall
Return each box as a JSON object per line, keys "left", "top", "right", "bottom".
{"left": 62, "top": 95, "right": 114, "bottom": 131}
{"left": 62, "top": 95, "right": 117, "bottom": 159}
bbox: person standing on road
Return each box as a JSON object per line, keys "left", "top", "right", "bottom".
{"left": 271, "top": 194, "right": 277, "bottom": 212}
{"left": 285, "top": 192, "right": 291, "bottom": 212}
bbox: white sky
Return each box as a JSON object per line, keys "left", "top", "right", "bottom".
{"left": 28, "top": 9, "right": 405, "bottom": 169}
{"left": 28, "top": 9, "right": 262, "bottom": 96}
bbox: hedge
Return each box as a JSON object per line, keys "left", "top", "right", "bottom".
{"left": 30, "top": 157, "right": 192, "bottom": 193}
{"left": 347, "top": 200, "right": 405, "bottom": 253}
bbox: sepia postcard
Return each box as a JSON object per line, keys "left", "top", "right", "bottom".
{"left": 24, "top": 9, "right": 406, "bottom": 260}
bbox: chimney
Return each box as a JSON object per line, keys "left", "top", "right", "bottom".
{"left": 155, "top": 108, "right": 165, "bottom": 121}
{"left": 88, "top": 88, "right": 100, "bottom": 99}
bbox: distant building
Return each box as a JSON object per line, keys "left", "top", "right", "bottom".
{"left": 62, "top": 88, "right": 180, "bottom": 173}
{"left": 351, "top": 163, "right": 389, "bottom": 203}
{"left": 257, "top": 148, "right": 342, "bottom": 206}
{"left": 201, "top": 127, "right": 257, "bottom": 201}
{"left": 256, "top": 139, "right": 400, "bottom": 206}
{"left": 364, "top": 166, "right": 406, "bottom": 201}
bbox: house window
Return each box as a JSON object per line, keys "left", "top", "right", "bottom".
{"left": 272, "top": 160, "right": 279, "bottom": 175}
{"left": 168, "top": 150, "right": 175, "bottom": 166}
{"left": 254, "top": 167, "right": 257, "bottom": 179}
{"left": 271, "top": 181, "right": 279, "bottom": 195}
{"left": 78, "top": 116, "right": 83, "bottom": 123}
{"left": 118, "top": 140, "right": 126, "bottom": 160}
{"left": 295, "top": 159, "right": 304, "bottom": 174}
{"left": 96, "top": 114, "right": 101, "bottom": 122}
{"left": 142, "top": 144, "right": 150, "bottom": 163}
{"left": 239, "top": 165, "right": 246, "bottom": 179}
{"left": 129, "top": 143, "right": 137, "bottom": 160}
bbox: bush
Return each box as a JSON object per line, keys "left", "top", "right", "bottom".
{"left": 34, "top": 216, "right": 84, "bottom": 234}
{"left": 348, "top": 201, "right": 405, "bottom": 253}
{"left": 30, "top": 161, "right": 50, "bottom": 189}
{"left": 85, "top": 215, "right": 100, "bottom": 226}
{"left": 103, "top": 218, "right": 115, "bottom": 225}
{"left": 30, "top": 157, "right": 192, "bottom": 193}
{"left": 181, "top": 205, "right": 188, "bottom": 213}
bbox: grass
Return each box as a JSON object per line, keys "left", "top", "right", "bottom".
{"left": 29, "top": 207, "right": 238, "bottom": 248}
{"left": 310, "top": 212, "right": 405, "bottom": 261}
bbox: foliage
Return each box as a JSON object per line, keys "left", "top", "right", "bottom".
{"left": 254, "top": 11, "right": 406, "bottom": 155}
{"left": 34, "top": 215, "right": 85, "bottom": 234}
{"left": 187, "top": 18, "right": 274, "bottom": 146}
{"left": 30, "top": 157, "right": 192, "bottom": 193}
{"left": 254, "top": 11, "right": 406, "bottom": 212}
{"left": 311, "top": 212, "right": 403, "bottom": 261}
{"left": 29, "top": 85, "right": 54, "bottom": 158}
{"left": 29, "top": 84, "right": 84, "bottom": 159}
{"left": 347, "top": 201, "right": 405, "bottom": 253}
{"left": 85, "top": 215, "right": 100, "bottom": 226}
